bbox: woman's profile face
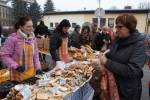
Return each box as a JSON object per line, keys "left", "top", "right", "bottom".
{"left": 115, "top": 23, "right": 129, "bottom": 38}
{"left": 20, "top": 20, "right": 33, "bottom": 34}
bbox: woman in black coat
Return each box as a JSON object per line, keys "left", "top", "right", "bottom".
{"left": 99, "top": 14, "right": 146, "bottom": 100}
{"left": 50, "top": 19, "right": 71, "bottom": 63}
{"left": 70, "top": 25, "right": 81, "bottom": 48}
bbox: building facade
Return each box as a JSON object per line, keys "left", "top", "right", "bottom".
{"left": 43, "top": 9, "right": 150, "bottom": 33}
{"left": 0, "top": 0, "right": 14, "bottom": 29}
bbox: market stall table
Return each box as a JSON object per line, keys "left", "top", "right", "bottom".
{"left": 1, "top": 46, "right": 98, "bottom": 100}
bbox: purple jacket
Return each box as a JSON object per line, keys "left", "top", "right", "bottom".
{"left": 0, "top": 32, "right": 41, "bottom": 70}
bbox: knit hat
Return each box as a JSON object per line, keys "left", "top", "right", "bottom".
{"left": 59, "top": 19, "right": 71, "bottom": 27}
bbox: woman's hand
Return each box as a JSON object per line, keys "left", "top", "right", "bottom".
{"left": 99, "top": 53, "right": 108, "bottom": 65}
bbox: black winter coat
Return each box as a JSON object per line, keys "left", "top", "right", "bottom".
{"left": 91, "top": 32, "right": 99, "bottom": 50}
{"left": 105, "top": 32, "right": 146, "bottom": 100}
{"left": 50, "top": 31, "right": 69, "bottom": 61}
{"left": 34, "top": 25, "right": 49, "bottom": 37}
{"left": 70, "top": 31, "right": 81, "bottom": 48}
{"left": 94, "top": 32, "right": 111, "bottom": 51}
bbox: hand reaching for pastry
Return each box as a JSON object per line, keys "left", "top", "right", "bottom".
{"left": 99, "top": 53, "right": 108, "bottom": 65}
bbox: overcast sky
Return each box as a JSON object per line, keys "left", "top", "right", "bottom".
{"left": 36, "top": 0, "right": 149, "bottom": 11}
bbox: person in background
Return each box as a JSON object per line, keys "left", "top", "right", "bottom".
{"left": 0, "top": 16, "right": 43, "bottom": 82}
{"left": 0, "top": 25, "right": 2, "bottom": 37}
{"left": 94, "top": 26, "right": 111, "bottom": 51}
{"left": 34, "top": 20, "right": 50, "bottom": 37}
{"left": 91, "top": 23, "right": 99, "bottom": 50}
{"left": 0, "top": 25, "right": 2, "bottom": 69}
{"left": 98, "top": 28, "right": 102, "bottom": 33}
{"left": 99, "top": 14, "right": 146, "bottom": 100}
{"left": 108, "top": 28, "right": 115, "bottom": 41}
{"left": 70, "top": 25, "right": 81, "bottom": 48}
{"left": 50, "top": 19, "right": 71, "bottom": 63}
{"left": 0, "top": 25, "right": 2, "bottom": 47}
{"left": 144, "top": 33, "right": 150, "bottom": 99}
{"left": 101, "top": 26, "right": 112, "bottom": 48}
{"left": 34, "top": 21, "right": 50, "bottom": 63}
{"left": 79, "top": 25, "right": 91, "bottom": 46}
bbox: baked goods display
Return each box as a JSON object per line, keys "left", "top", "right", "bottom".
{"left": 6, "top": 85, "right": 31, "bottom": 100}
{"left": 5, "top": 62, "right": 93, "bottom": 100}
{"left": 2, "top": 45, "right": 98, "bottom": 100}
{"left": 30, "top": 62, "right": 94, "bottom": 100}
{"left": 84, "top": 45, "right": 94, "bottom": 54}
{"left": 69, "top": 45, "right": 95, "bottom": 60}
{"left": 6, "top": 88, "right": 23, "bottom": 100}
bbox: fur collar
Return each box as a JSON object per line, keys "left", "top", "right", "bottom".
{"left": 17, "top": 29, "right": 35, "bottom": 39}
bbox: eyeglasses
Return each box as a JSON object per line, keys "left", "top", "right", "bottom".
{"left": 115, "top": 25, "right": 124, "bottom": 29}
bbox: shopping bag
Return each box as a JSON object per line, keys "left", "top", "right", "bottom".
{"left": 100, "top": 66, "right": 120, "bottom": 100}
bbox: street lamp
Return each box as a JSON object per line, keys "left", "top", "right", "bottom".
{"left": 98, "top": 0, "right": 101, "bottom": 28}
{"left": 96, "top": 0, "right": 103, "bottom": 28}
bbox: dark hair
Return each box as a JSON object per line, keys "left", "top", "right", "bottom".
{"left": 74, "top": 25, "right": 80, "bottom": 32}
{"left": 14, "top": 16, "right": 32, "bottom": 30}
{"left": 54, "top": 19, "right": 71, "bottom": 37}
{"left": 55, "top": 19, "right": 71, "bottom": 32}
{"left": 116, "top": 14, "right": 137, "bottom": 33}
{"left": 19, "top": 16, "right": 32, "bottom": 26}
{"left": 39, "top": 20, "right": 45, "bottom": 26}
{"left": 14, "top": 22, "right": 19, "bottom": 30}
{"left": 81, "top": 26, "right": 90, "bottom": 34}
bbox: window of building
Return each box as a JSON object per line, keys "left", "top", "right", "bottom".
{"left": 72, "top": 23, "right": 76, "bottom": 28}
{"left": 92, "top": 18, "right": 98, "bottom": 24}
{"left": 3, "top": 8, "right": 5, "bottom": 19}
{"left": 108, "top": 18, "right": 115, "bottom": 28}
{"left": 100, "top": 18, "right": 106, "bottom": 27}
{"left": 2, "top": 8, "right": 4, "bottom": 18}
{"left": 6, "top": 21, "right": 8, "bottom": 26}
{"left": 50, "top": 22, "right": 53, "bottom": 27}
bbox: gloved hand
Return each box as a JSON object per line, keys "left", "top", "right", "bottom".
{"left": 16, "top": 65, "right": 25, "bottom": 73}
{"left": 36, "top": 70, "right": 44, "bottom": 75}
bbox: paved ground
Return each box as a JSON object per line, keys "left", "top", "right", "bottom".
{"left": 141, "top": 65, "right": 150, "bottom": 100}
